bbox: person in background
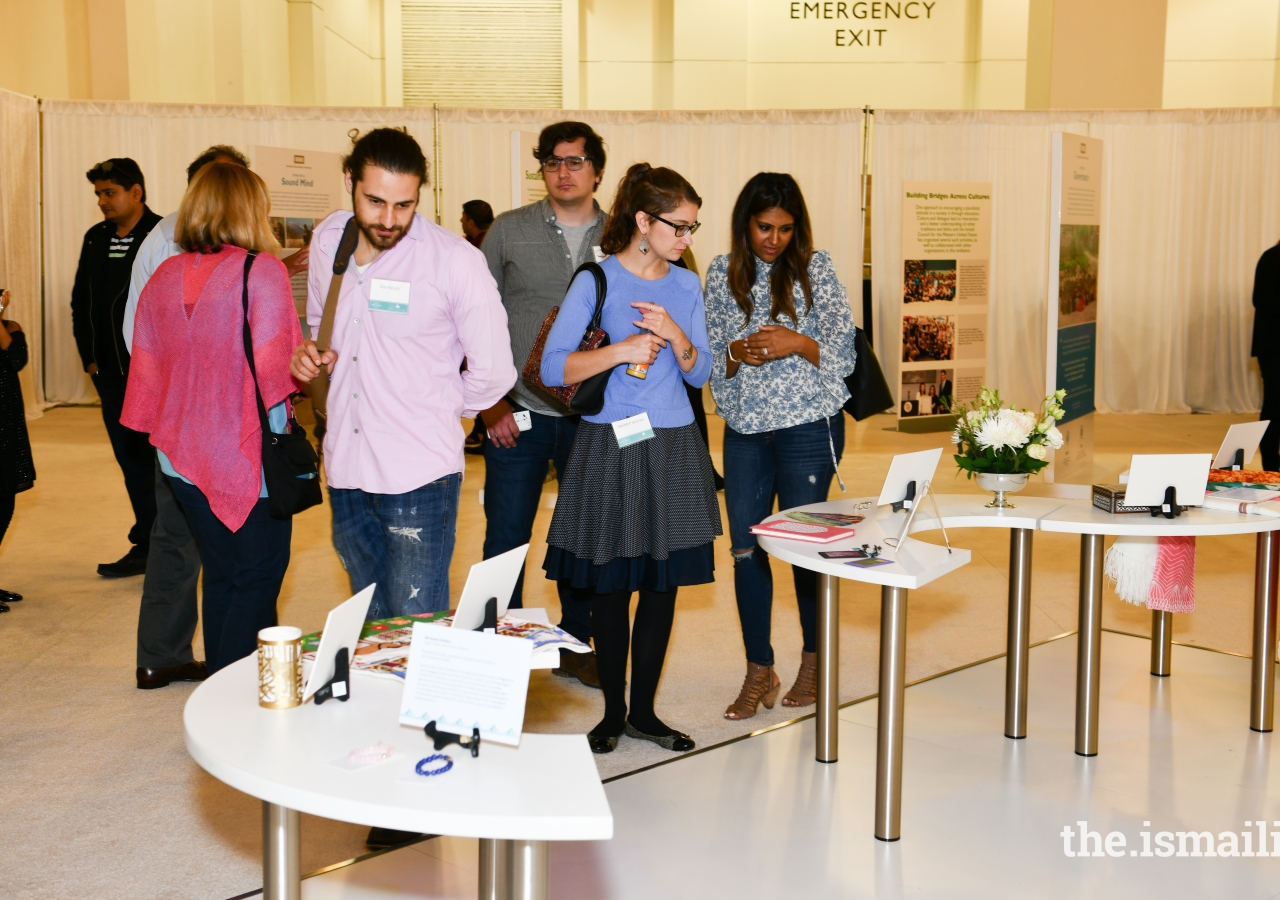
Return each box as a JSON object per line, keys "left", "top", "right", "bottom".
{"left": 0, "top": 289, "right": 35, "bottom": 613}
{"left": 540, "top": 162, "right": 720, "bottom": 755}
{"left": 938, "top": 370, "right": 954, "bottom": 411}
{"left": 71, "top": 158, "right": 163, "bottom": 578}
{"left": 291, "top": 128, "right": 516, "bottom": 621}
{"left": 479, "top": 121, "right": 609, "bottom": 689}
{"left": 706, "top": 172, "right": 856, "bottom": 721}
{"left": 463, "top": 199, "right": 497, "bottom": 453}
{"left": 123, "top": 145, "right": 310, "bottom": 690}
{"left": 461, "top": 199, "right": 494, "bottom": 249}
{"left": 121, "top": 162, "right": 302, "bottom": 674}
{"left": 1253, "top": 242, "right": 1280, "bottom": 470}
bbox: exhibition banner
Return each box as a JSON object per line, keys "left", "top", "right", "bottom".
{"left": 1045, "top": 132, "right": 1101, "bottom": 478}
{"left": 897, "top": 180, "right": 992, "bottom": 433}
{"left": 253, "top": 146, "right": 346, "bottom": 318}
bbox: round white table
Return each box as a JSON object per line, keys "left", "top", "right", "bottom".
{"left": 755, "top": 499, "right": 971, "bottom": 841}
{"left": 184, "top": 655, "right": 612, "bottom": 900}
{"left": 1038, "top": 499, "right": 1280, "bottom": 756}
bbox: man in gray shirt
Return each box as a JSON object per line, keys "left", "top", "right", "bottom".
{"left": 480, "top": 121, "right": 606, "bottom": 688}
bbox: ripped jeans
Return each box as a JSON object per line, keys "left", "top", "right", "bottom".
{"left": 330, "top": 473, "right": 462, "bottom": 620}
{"left": 723, "top": 415, "right": 844, "bottom": 666}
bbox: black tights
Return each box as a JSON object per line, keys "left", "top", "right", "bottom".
{"left": 590, "top": 585, "right": 678, "bottom": 738}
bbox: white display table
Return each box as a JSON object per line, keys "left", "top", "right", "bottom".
{"left": 756, "top": 499, "right": 971, "bottom": 841}
{"left": 184, "top": 655, "right": 612, "bottom": 900}
{"left": 1039, "top": 500, "right": 1280, "bottom": 756}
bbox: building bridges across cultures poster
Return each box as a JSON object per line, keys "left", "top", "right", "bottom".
{"left": 897, "top": 180, "right": 992, "bottom": 434}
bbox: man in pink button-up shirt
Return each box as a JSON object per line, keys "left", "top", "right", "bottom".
{"left": 291, "top": 129, "right": 516, "bottom": 619}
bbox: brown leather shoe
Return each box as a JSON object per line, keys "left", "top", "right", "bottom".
{"left": 553, "top": 648, "right": 602, "bottom": 689}
{"left": 782, "top": 651, "right": 818, "bottom": 707}
{"left": 137, "top": 661, "right": 209, "bottom": 690}
{"left": 724, "top": 662, "right": 781, "bottom": 720}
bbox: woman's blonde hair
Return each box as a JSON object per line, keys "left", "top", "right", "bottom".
{"left": 174, "top": 161, "right": 281, "bottom": 254}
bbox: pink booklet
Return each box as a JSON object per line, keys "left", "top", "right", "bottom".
{"left": 749, "top": 519, "right": 858, "bottom": 544}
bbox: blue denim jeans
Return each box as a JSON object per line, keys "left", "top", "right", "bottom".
{"left": 169, "top": 478, "right": 291, "bottom": 674}
{"left": 483, "top": 407, "right": 593, "bottom": 643}
{"left": 330, "top": 473, "right": 462, "bottom": 620}
{"left": 723, "top": 414, "right": 845, "bottom": 666}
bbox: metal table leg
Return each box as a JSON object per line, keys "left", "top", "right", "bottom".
{"left": 815, "top": 573, "right": 840, "bottom": 763}
{"left": 1005, "top": 528, "right": 1033, "bottom": 739}
{"left": 875, "top": 585, "right": 908, "bottom": 841}
{"left": 1251, "top": 530, "right": 1279, "bottom": 732}
{"left": 1075, "top": 534, "right": 1105, "bottom": 757}
{"left": 1150, "top": 610, "right": 1173, "bottom": 677}
{"left": 262, "top": 802, "right": 300, "bottom": 900}
{"left": 507, "top": 839, "right": 548, "bottom": 900}
{"left": 478, "top": 838, "right": 508, "bottom": 900}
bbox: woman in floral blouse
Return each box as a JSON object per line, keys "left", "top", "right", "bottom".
{"left": 705, "top": 173, "right": 857, "bottom": 720}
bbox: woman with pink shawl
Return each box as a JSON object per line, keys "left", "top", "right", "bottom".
{"left": 122, "top": 162, "right": 303, "bottom": 673}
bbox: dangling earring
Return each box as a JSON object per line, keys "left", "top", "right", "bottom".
{"left": 639, "top": 233, "right": 650, "bottom": 254}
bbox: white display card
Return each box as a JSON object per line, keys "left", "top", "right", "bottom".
{"left": 399, "top": 623, "right": 532, "bottom": 746}
{"left": 1213, "top": 421, "right": 1270, "bottom": 470}
{"left": 877, "top": 447, "right": 944, "bottom": 508}
{"left": 452, "top": 544, "right": 530, "bottom": 631}
{"left": 1125, "top": 454, "right": 1213, "bottom": 508}
{"left": 303, "top": 584, "right": 376, "bottom": 702}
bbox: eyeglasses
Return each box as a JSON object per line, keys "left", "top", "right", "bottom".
{"left": 541, "top": 155, "right": 589, "bottom": 172}
{"left": 647, "top": 213, "right": 701, "bottom": 237}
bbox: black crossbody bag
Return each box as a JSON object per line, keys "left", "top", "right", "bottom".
{"left": 241, "top": 251, "right": 323, "bottom": 519}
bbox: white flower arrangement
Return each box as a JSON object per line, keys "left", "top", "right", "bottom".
{"left": 951, "top": 388, "right": 1066, "bottom": 477}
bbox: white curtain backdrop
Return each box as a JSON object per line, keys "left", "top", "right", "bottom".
{"left": 40, "top": 101, "right": 865, "bottom": 404}
{"left": 872, "top": 108, "right": 1280, "bottom": 414}
{"left": 0, "top": 88, "right": 43, "bottom": 417}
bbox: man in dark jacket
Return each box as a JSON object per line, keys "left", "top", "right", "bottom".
{"left": 1254, "top": 244, "right": 1280, "bottom": 471}
{"left": 71, "top": 158, "right": 163, "bottom": 577}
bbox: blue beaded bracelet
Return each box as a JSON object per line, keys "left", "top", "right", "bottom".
{"left": 415, "top": 754, "right": 454, "bottom": 777}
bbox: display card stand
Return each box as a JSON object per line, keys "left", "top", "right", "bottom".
{"left": 1149, "top": 486, "right": 1183, "bottom": 519}
{"left": 424, "top": 721, "right": 482, "bottom": 757}
{"left": 885, "top": 478, "right": 953, "bottom": 554}
{"left": 473, "top": 597, "right": 498, "bottom": 632}
{"left": 313, "top": 647, "right": 351, "bottom": 705}
{"left": 1231, "top": 448, "right": 1245, "bottom": 471}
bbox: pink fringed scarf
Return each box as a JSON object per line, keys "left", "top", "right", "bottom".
{"left": 1104, "top": 535, "right": 1197, "bottom": 613}
{"left": 122, "top": 247, "right": 302, "bottom": 531}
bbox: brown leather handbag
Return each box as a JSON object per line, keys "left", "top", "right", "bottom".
{"left": 308, "top": 218, "right": 361, "bottom": 419}
{"left": 521, "top": 262, "right": 611, "bottom": 416}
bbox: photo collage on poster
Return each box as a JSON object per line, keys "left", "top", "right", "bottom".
{"left": 897, "top": 181, "right": 993, "bottom": 429}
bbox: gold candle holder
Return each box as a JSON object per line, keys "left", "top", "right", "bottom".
{"left": 258, "top": 626, "right": 303, "bottom": 709}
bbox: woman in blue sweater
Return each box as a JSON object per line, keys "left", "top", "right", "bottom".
{"left": 541, "top": 163, "right": 721, "bottom": 754}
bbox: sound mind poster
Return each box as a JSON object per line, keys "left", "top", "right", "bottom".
{"left": 898, "top": 181, "right": 992, "bottom": 433}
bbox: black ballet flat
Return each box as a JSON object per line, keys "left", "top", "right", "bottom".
{"left": 0, "top": 599, "right": 9, "bottom": 613}
{"left": 624, "top": 721, "right": 695, "bottom": 752}
{"left": 0, "top": 589, "right": 22, "bottom": 602}
{"left": 588, "top": 731, "right": 621, "bottom": 754}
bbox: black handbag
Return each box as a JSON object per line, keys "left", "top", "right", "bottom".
{"left": 241, "top": 251, "right": 323, "bottom": 520}
{"left": 843, "top": 327, "right": 895, "bottom": 421}
{"left": 521, "top": 262, "right": 612, "bottom": 416}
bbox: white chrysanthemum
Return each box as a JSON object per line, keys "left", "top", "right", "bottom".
{"left": 974, "top": 409, "right": 1032, "bottom": 451}
{"left": 951, "top": 428, "right": 962, "bottom": 444}
{"left": 1045, "top": 426, "right": 1064, "bottom": 449}
{"left": 1026, "top": 443, "right": 1047, "bottom": 460}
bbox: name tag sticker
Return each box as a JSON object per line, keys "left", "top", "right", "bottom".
{"left": 368, "top": 278, "right": 411, "bottom": 314}
{"left": 612, "top": 412, "right": 655, "bottom": 448}
{"left": 513, "top": 411, "right": 533, "bottom": 432}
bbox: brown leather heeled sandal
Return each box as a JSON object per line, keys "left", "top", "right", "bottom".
{"left": 782, "top": 651, "right": 818, "bottom": 707}
{"left": 724, "top": 662, "right": 781, "bottom": 720}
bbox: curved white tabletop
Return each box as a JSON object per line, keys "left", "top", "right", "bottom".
{"left": 906, "top": 494, "right": 1070, "bottom": 532}
{"left": 184, "top": 655, "right": 613, "bottom": 841}
{"left": 754, "top": 498, "right": 970, "bottom": 589}
{"left": 1038, "top": 498, "right": 1280, "bottom": 537}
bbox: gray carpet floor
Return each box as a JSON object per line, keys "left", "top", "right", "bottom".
{"left": 0, "top": 407, "right": 1264, "bottom": 899}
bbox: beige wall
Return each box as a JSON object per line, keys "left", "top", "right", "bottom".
{"left": 1163, "top": 0, "right": 1280, "bottom": 108}
{"left": 0, "top": 0, "right": 394, "bottom": 106}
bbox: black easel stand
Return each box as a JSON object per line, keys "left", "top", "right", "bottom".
{"left": 1232, "top": 448, "right": 1245, "bottom": 471}
{"left": 314, "top": 646, "right": 351, "bottom": 705}
{"left": 891, "top": 480, "right": 917, "bottom": 514}
{"left": 1149, "top": 485, "right": 1183, "bottom": 519}
{"left": 474, "top": 596, "right": 498, "bottom": 632}
{"left": 425, "top": 721, "right": 482, "bottom": 757}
